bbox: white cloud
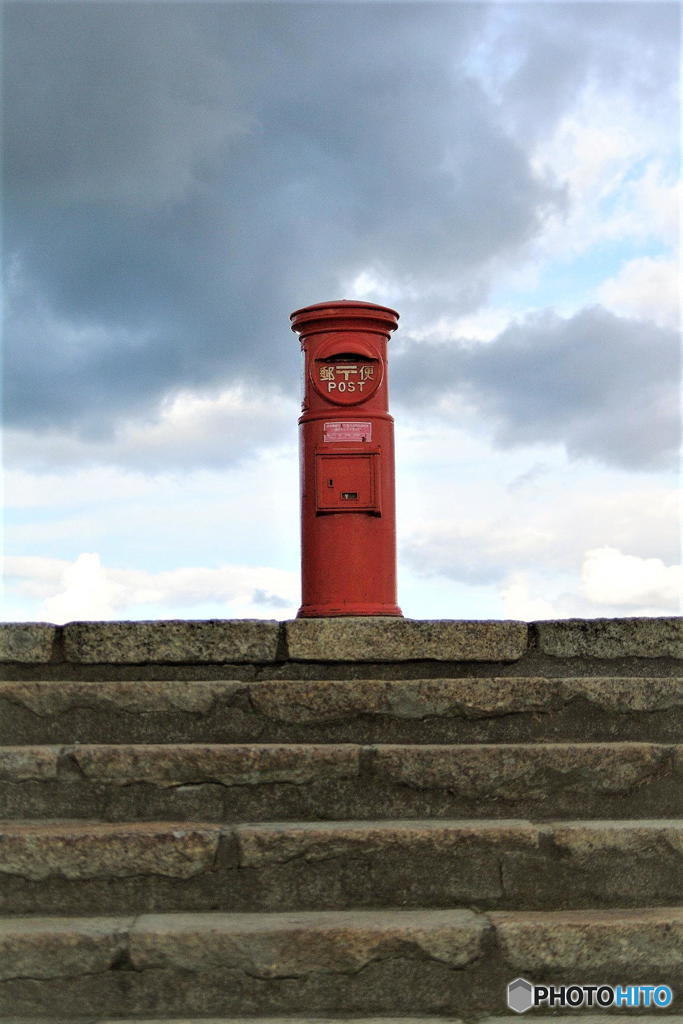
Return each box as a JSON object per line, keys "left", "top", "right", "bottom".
{"left": 500, "top": 544, "right": 683, "bottom": 622}
{"left": 402, "top": 519, "right": 556, "bottom": 586}
{"left": 3, "top": 447, "right": 302, "bottom": 617}
{"left": 529, "top": 86, "right": 678, "bottom": 262}
{"left": 401, "top": 308, "right": 516, "bottom": 346}
{"left": 537, "top": 103, "right": 635, "bottom": 200}
{"left": 40, "top": 554, "right": 129, "bottom": 623}
{"left": 0, "top": 556, "right": 66, "bottom": 600}
{"left": 5, "top": 385, "right": 297, "bottom": 472}
{"left": 598, "top": 256, "right": 680, "bottom": 329}
{"left": 500, "top": 574, "right": 559, "bottom": 621}
{"left": 4, "top": 553, "right": 299, "bottom": 624}
{"left": 581, "top": 546, "right": 682, "bottom": 611}
{"left": 636, "top": 163, "right": 680, "bottom": 248}
{"left": 401, "top": 469, "right": 680, "bottom": 589}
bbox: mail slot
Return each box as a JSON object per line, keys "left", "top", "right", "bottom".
{"left": 290, "top": 299, "right": 401, "bottom": 617}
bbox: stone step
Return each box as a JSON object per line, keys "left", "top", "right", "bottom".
{"left": 1, "top": 818, "right": 680, "bottom": 917}
{"left": 4, "top": 616, "right": 681, "bottom": 676}
{"left": 1, "top": 907, "right": 680, "bottom": 1017}
{"left": 0, "top": 1019, "right": 468, "bottom": 1024}
{"left": 0, "top": 742, "right": 679, "bottom": 822}
{"left": 0, "top": 1019, "right": 671, "bottom": 1024}
{"left": 1, "top": 676, "right": 680, "bottom": 745}
{"left": 0, "top": 1019, "right": 465, "bottom": 1024}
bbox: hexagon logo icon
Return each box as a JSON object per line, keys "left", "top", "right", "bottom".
{"left": 508, "top": 977, "right": 534, "bottom": 1013}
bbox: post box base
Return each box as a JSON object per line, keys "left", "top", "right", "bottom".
{"left": 297, "top": 603, "right": 403, "bottom": 618}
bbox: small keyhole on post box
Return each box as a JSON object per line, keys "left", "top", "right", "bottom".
{"left": 342, "top": 492, "right": 358, "bottom": 500}
{"left": 327, "top": 478, "right": 333, "bottom": 487}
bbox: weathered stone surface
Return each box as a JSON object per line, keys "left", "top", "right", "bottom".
{"left": 250, "top": 678, "right": 390, "bottom": 722}
{"left": 0, "top": 744, "right": 365, "bottom": 823}
{"left": 2, "top": 742, "right": 678, "bottom": 822}
{"left": 0, "top": 679, "right": 242, "bottom": 716}
{"left": 236, "top": 818, "right": 540, "bottom": 868}
{"left": 62, "top": 620, "right": 280, "bottom": 664}
{"left": 2, "top": 676, "right": 681, "bottom": 746}
{"left": 0, "top": 679, "right": 263, "bottom": 747}
{"left": 1, "top": 616, "right": 680, "bottom": 669}
{"left": 285, "top": 618, "right": 528, "bottom": 662}
{"left": 536, "top": 820, "right": 683, "bottom": 906}
{"left": 249, "top": 676, "right": 555, "bottom": 723}
{"left": 0, "top": 624, "right": 56, "bottom": 664}
{"left": 234, "top": 819, "right": 537, "bottom": 908}
{"left": 4, "top": 1020, "right": 663, "bottom": 1024}
{"left": 2, "top": 818, "right": 680, "bottom": 915}
{"left": 548, "top": 819, "right": 683, "bottom": 860}
{"left": 0, "top": 1018, "right": 653, "bottom": 1024}
{"left": 0, "top": 916, "right": 131, "bottom": 981}
{"left": 535, "top": 617, "right": 682, "bottom": 658}
{"left": 0, "top": 613, "right": 680, "bottom": 1017}
{"left": 560, "top": 675, "right": 682, "bottom": 711}
{"left": 501, "top": 820, "right": 683, "bottom": 910}
{"left": 129, "top": 908, "right": 486, "bottom": 976}
{"left": 491, "top": 906, "right": 683, "bottom": 972}
{"left": 0, "top": 822, "right": 222, "bottom": 880}
{"left": 95, "top": 1019, "right": 466, "bottom": 1023}
{"left": 88, "top": 1020, "right": 677, "bottom": 1024}
{"left": 0, "top": 907, "right": 679, "bottom": 1016}
{"left": 0, "top": 773, "right": 225, "bottom": 826}
{"left": 0, "top": 747, "right": 59, "bottom": 781}
{"left": 372, "top": 742, "right": 677, "bottom": 803}
{"left": 69, "top": 743, "right": 360, "bottom": 787}
{"left": 383, "top": 676, "right": 555, "bottom": 717}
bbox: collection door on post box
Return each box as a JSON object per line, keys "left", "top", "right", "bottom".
{"left": 290, "top": 299, "right": 402, "bottom": 618}
{"left": 315, "top": 450, "right": 381, "bottom": 514}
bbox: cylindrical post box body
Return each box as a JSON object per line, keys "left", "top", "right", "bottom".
{"left": 291, "top": 299, "right": 402, "bottom": 617}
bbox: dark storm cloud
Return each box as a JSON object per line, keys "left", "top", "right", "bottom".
{"left": 392, "top": 306, "right": 680, "bottom": 471}
{"left": 4, "top": 1, "right": 555, "bottom": 433}
{"left": 3, "top": 2, "right": 677, "bottom": 444}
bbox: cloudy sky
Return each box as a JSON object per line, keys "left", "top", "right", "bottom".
{"left": 3, "top": 0, "right": 680, "bottom": 624}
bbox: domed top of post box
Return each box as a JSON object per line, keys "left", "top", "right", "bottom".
{"left": 290, "top": 299, "right": 399, "bottom": 339}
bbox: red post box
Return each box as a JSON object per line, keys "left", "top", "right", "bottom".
{"left": 291, "top": 299, "right": 402, "bottom": 617}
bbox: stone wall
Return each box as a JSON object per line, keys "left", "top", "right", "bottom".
{"left": 1, "top": 616, "right": 680, "bottom": 681}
